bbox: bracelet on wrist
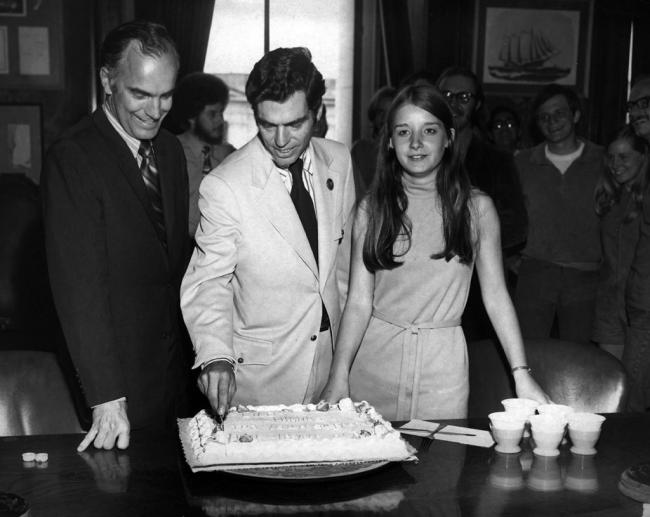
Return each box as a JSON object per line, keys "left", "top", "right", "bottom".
{"left": 511, "top": 365, "right": 532, "bottom": 374}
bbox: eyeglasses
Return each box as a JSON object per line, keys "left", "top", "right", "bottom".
{"left": 627, "top": 96, "right": 650, "bottom": 112}
{"left": 441, "top": 90, "right": 476, "bottom": 105}
{"left": 536, "top": 109, "right": 571, "bottom": 125}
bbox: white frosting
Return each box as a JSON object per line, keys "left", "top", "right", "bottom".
{"left": 186, "top": 398, "right": 415, "bottom": 466}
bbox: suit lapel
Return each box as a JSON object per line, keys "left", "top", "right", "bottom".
{"left": 311, "top": 141, "right": 336, "bottom": 290}
{"left": 250, "top": 138, "right": 319, "bottom": 278}
{"left": 151, "top": 136, "right": 175, "bottom": 248}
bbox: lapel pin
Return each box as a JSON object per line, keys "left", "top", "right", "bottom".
{"left": 326, "top": 178, "right": 334, "bottom": 190}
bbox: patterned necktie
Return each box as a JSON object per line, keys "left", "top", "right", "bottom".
{"left": 138, "top": 141, "right": 166, "bottom": 243}
{"left": 289, "top": 158, "right": 318, "bottom": 264}
{"left": 202, "top": 145, "right": 212, "bottom": 174}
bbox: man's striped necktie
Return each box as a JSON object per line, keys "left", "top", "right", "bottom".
{"left": 138, "top": 141, "right": 166, "bottom": 243}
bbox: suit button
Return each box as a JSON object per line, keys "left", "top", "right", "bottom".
{"left": 237, "top": 357, "right": 244, "bottom": 364}
{"left": 161, "top": 331, "right": 170, "bottom": 339}
{"left": 310, "top": 335, "right": 317, "bottom": 341}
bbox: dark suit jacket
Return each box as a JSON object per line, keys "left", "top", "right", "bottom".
{"left": 42, "top": 109, "right": 190, "bottom": 429}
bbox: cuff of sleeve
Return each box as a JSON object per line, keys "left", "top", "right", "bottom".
{"left": 200, "top": 357, "right": 236, "bottom": 371}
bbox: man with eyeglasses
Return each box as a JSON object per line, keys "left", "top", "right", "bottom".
{"left": 436, "top": 66, "right": 527, "bottom": 341}
{"left": 513, "top": 84, "right": 603, "bottom": 345}
{"left": 623, "top": 74, "right": 650, "bottom": 411}
{"left": 628, "top": 75, "right": 650, "bottom": 142}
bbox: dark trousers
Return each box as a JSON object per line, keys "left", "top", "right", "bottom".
{"left": 514, "top": 258, "right": 598, "bottom": 344}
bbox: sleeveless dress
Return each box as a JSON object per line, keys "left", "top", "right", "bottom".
{"left": 349, "top": 174, "right": 475, "bottom": 420}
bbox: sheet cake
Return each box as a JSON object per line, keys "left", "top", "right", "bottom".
{"left": 179, "top": 398, "right": 417, "bottom": 472}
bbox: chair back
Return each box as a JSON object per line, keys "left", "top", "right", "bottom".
{"left": 0, "top": 174, "right": 85, "bottom": 435}
{"left": 468, "top": 338, "right": 628, "bottom": 417}
{"left": 0, "top": 174, "right": 56, "bottom": 334}
{"left": 0, "top": 350, "right": 83, "bottom": 436}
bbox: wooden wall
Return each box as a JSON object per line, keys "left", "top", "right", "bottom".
{"left": 0, "top": 0, "right": 93, "bottom": 158}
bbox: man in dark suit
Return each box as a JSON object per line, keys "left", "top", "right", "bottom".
{"left": 42, "top": 21, "right": 190, "bottom": 451}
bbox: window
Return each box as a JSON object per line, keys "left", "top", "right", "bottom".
{"left": 204, "top": 0, "right": 354, "bottom": 148}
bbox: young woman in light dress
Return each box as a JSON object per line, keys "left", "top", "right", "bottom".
{"left": 321, "top": 84, "right": 549, "bottom": 420}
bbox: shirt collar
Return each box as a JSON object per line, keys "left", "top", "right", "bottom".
{"left": 102, "top": 103, "right": 142, "bottom": 159}
{"left": 274, "top": 143, "right": 314, "bottom": 177}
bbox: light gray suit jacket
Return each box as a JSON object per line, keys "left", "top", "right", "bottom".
{"left": 181, "top": 135, "right": 356, "bottom": 405}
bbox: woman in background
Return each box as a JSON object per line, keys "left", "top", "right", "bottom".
{"left": 593, "top": 125, "right": 649, "bottom": 360}
{"left": 320, "top": 84, "right": 548, "bottom": 420}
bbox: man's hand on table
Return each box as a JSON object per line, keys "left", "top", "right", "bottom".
{"left": 77, "top": 399, "right": 130, "bottom": 452}
{"left": 198, "top": 360, "right": 236, "bottom": 418}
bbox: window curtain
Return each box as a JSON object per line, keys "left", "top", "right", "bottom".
{"left": 423, "top": 0, "right": 474, "bottom": 81}
{"left": 134, "top": 0, "right": 216, "bottom": 78}
{"left": 588, "top": 2, "right": 634, "bottom": 144}
{"left": 589, "top": 0, "right": 650, "bottom": 145}
{"left": 378, "top": 0, "right": 414, "bottom": 87}
{"left": 631, "top": 0, "right": 650, "bottom": 79}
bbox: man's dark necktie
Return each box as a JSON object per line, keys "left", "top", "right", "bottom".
{"left": 202, "top": 145, "right": 212, "bottom": 174}
{"left": 288, "top": 159, "right": 329, "bottom": 332}
{"left": 138, "top": 141, "right": 166, "bottom": 243}
{"left": 289, "top": 158, "right": 318, "bottom": 263}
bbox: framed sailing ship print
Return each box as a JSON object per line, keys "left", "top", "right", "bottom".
{"left": 475, "top": 0, "right": 593, "bottom": 95}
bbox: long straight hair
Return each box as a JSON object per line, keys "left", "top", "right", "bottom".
{"left": 362, "top": 84, "right": 474, "bottom": 272}
{"left": 595, "top": 125, "right": 649, "bottom": 222}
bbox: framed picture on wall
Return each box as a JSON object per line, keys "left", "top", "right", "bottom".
{"left": 0, "top": 0, "right": 26, "bottom": 17}
{"left": 0, "top": 104, "right": 42, "bottom": 184}
{"left": 0, "top": 0, "right": 63, "bottom": 89}
{"left": 475, "top": 0, "right": 593, "bottom": 96}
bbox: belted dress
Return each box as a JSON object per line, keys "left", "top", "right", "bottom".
{"left": 349, "top": 174, "right": 475, "bottom": 420}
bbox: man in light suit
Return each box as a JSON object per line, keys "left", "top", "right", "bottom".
{"left": 181, "top": 47, "right": 356, "bottom": 418}
{"left": 42, "top": 21, "right": 191, "bottom": 451}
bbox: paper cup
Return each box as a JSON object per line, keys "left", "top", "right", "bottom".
{"left": 489, "top": 411, "right": 526, "bottom": 454}
{"left": 529, "top": 414, "right": 566, "bottom": 457}
{"left": 567, "top": 412, "right": 605, "bottom": 455}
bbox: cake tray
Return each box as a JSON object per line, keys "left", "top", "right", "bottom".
{"left": 219, "top": 459, "right": 390, "bottom": 480}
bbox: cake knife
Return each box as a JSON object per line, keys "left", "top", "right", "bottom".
{"left": 209, "top": 407, "right": 225, "bottom": 433}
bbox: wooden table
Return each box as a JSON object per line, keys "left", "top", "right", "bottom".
{"left": 1, "top": 413, "right": 648, "bottom": 516}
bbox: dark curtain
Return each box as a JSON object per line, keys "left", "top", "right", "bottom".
{"left": 588, "top": 0, "right": 650, "bottom": 145}
{"left": 424, "top": 0, "right": 475, "bottom": 81}
{"left": 352, "top": 0, "right": 364, "bottom": 140}
{"left": 379, "top": 0, "right": 475, "bottom": 87}
{"left": 632, "top": 0, "right": 650, "bottom": 78}
{"left": 379, "top": 0, "right": 414, "bottom": 87}
{"left": 589, "top": 2, "right": 635, "bottom": 144}
{"left": 134, "top": 0, "right": 216, "bottom": 78}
